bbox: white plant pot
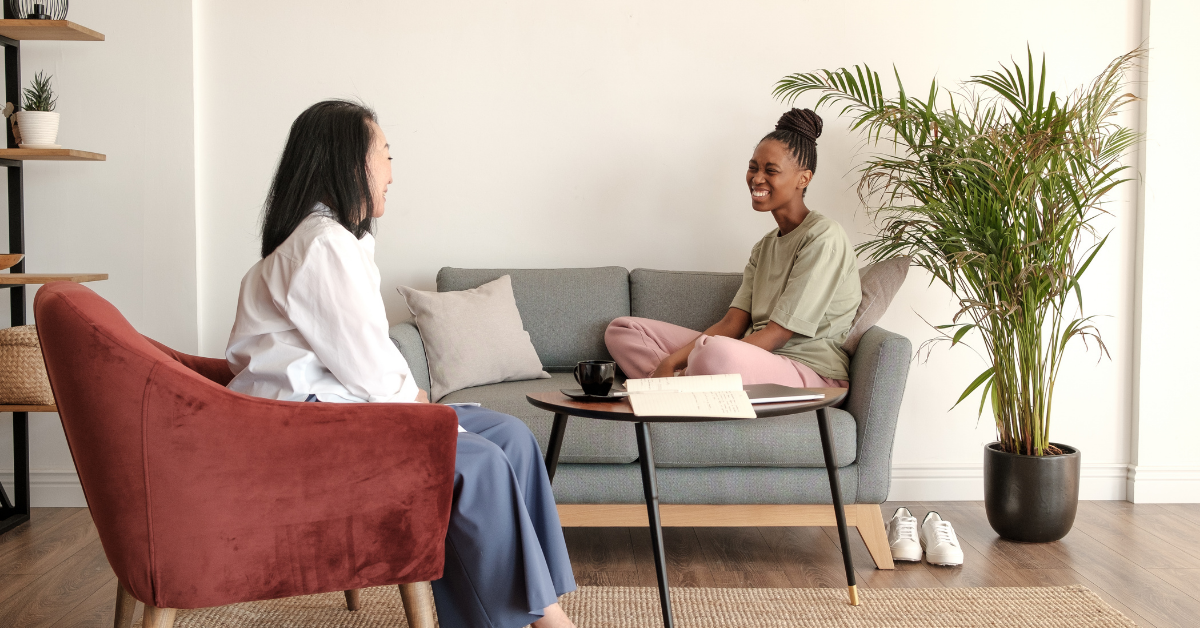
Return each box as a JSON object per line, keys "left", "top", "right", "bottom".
{"left": 13, "top": 111, "right": 60, "bottom": 148}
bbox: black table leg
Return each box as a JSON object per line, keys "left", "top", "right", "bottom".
{"left": 635, "top": 422, "right": 674, "bottom": 628}
{"left": 817, "top": 407, "right": 859, "bottom": 606}
{"left": 544, "top": 413, "right": 569, "bottom": 483}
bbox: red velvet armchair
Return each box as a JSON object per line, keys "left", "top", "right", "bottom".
{"left": 34, "top": 282, "right": 458, "bottom": 628}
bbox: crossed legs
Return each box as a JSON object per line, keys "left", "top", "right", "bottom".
{"left": 605, "top": 316, "right": 845, "bottom": 387}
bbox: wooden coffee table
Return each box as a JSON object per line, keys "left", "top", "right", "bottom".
{"left": 527, "top": 387, "right": 857, "bottom": 628}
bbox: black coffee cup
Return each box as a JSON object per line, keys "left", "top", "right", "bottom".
{"left": 574, "top": 360, "right": 616, "bottom": 396}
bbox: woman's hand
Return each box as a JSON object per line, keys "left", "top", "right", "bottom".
{"left": 650, "top": 357, "right": 680, "bottom": 379}
{"left": 416, "top": 389, "right": 430, "bottom": 403}
{"left": 742, "top": 321, "right": 795, "bottom": 352}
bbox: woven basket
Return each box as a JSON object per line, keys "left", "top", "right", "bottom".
{"left": 0, "top": 325, "right": 54, "bottom": 406}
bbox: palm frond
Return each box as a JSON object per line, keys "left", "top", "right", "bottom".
{"left": 774, "top": 48, "right": 1144, "bottom": 455}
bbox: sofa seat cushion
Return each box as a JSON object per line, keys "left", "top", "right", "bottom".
{"left": 648, "top": 407, "right": 857, "bottom": 468}
{"left": 549, "top": 463, "right": 859, "bottom": 505}
{"left": 440, "top": 373, "right": 637, "bottom": 464}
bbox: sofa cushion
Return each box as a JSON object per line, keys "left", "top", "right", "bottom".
{"left": 648, "top": 407, "right": 857, "bottom": 468}
{"left": 398, "top": 275, "right": 550, "bottom": 401}
{"left": 843, "top": 257, "right": 910, "bottom": 355}
{"left": 437, "top": 267, "right": 629, "bottom": 370}
{"left": 549, "top": 463, "right": 859, "bottom": 505}
{"left": 629, "top": 269, "right": 743, "bottom": 332}
{"left": 440, "top": 373, "right": 638, "bottom": 464}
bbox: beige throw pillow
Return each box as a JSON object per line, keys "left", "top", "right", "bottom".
{"left": 397, "top": 275, "right": 549, "bottom": 401}
{"left": 842, "top": 256, "right": 911, "bottom": 355}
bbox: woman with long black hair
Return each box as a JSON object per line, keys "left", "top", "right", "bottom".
{"left": 226, "top": 100, "right": 577, "bottom": 628}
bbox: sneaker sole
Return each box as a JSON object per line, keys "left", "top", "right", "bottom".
{"left": 925, "top": 554, "right": 963, "bottom": 566}
{"left": 891, "top": 548, "right": 923, "bottom": 562}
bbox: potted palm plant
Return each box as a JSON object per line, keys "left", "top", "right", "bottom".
{"left": 773, "top": 49, "right": 1141, "bottom": 542}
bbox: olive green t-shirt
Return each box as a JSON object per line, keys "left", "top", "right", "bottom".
{"left": 728, "top": 211, "right": 861, "bottom": 380}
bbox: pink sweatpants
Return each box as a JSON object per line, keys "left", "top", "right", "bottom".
{"left": 604, "top": 317, "right": 847, "bottom": 389}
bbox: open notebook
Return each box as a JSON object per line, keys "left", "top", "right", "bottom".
{"left": 625, "top": 375, "right": 827, "bottom": 419}
{"left": 625, "top": 374, "right": 754, "bottom": 418}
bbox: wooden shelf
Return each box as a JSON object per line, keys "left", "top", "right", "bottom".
{"left": 0, "top": 273, "right": 107, "bottom": 285}
{"left": 0, "top": 20, "right": 103, "bottom": 41}
{"left": 0, "top": 149, "right": 105, "bottom": 162}
{"left": 0, "top": 404, "right": 55, "bottom": 413}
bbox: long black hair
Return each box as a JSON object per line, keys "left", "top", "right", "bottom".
{"left": 761, "top": 108, "right": 822, "bottom": 172}
{"left": 260, "top": 100, "right": 379, "bottom": 258}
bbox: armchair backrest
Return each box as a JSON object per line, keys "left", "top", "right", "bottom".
{"left": 34, "top": 282, "right": 459, "bottom": 609}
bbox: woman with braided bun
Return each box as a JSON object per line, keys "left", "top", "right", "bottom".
{"left": 605, "top": 108, "right": 861, "bottom": 390}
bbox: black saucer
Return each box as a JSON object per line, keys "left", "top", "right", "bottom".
{"left": 561, "top": 388, "right": 627, "bottom": 402}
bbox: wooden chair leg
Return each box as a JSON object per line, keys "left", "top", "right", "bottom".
{"left": 142, "top": 605, "right": 177, "bottom": 628}
{"left": 399, "top": 581, "right": 436, "bottom": 628}
{"left": 113, "top": 581, "right": 136, "bottom": 628}
{"left": 854, "top": 503, "right": 896, "bottom": 570}
{"left": 344, "top": 588, "right": 361, "bottom": 611}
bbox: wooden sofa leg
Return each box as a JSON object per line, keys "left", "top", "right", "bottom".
{"left": 855, "top": 504, "right": 895, "bottom": 570}
{"left": 113, "top": 581, "right": 136, "bottom": 628}
{"left": 344, "top": 589, "right": 361, "bottom": 611}
{"left": 399, "top": 581, "right": 436, "bottom": 628}
{"left": 142, "top": 605, "right": 177, "bottom": 628}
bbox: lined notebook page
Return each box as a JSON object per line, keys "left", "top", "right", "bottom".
{"left": 629, "top": 390, "right": 756, "bottom": 419}
{"left": 625, "top": 373, "right": 742, "bottom": 393}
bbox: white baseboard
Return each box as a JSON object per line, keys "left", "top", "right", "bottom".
{"left": 1127, "top": 465, "right": 1200, "bottom": 503}
{"left": 886, "top": 462, "right": 1131, "bottom": 502}
{"left": 0, "top": 469, "right": 86, "bottom": 507}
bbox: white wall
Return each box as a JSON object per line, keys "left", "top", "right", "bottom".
{"left": 1129, "top": 0, "right": 1200, "bottom": 502}
{"left": 195, "top": 0, "right": 1144, "bottom": 501}
{"left": 0, "top": 0, "right": 196, "bottom": 505}
{"left": 9, "top": 0, "right": 1191, "bottom": 506}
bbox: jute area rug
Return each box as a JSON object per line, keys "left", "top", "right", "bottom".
{"left": 133, "top": 584, "right": 1136, "bottom": 627}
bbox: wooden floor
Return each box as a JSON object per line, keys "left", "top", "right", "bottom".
{"left": 1, "top": 501, "right": 1198, "bottom": 627}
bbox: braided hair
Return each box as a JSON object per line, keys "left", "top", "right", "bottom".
{"left": 761, "top": 108, "right": 822, "bottom": 173}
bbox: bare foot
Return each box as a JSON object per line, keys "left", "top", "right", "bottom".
{"left": 530, "top": 602, "right": 576, "bottom": 628}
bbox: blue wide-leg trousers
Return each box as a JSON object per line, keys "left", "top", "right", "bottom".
{"left": 433, "top": 406, "right": 576, "bottom": 628}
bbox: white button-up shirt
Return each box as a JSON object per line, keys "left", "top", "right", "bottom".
{"left": 226, "top": 206, "right": 421, "bottom": 404}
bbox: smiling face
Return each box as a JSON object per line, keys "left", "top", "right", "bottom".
{"left": 746, "top": 139, "right": 812, "bottom": 213}
{"left": 366, "top": 120, "right": 393, "bottom": 218}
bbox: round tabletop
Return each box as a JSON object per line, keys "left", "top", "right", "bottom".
{"left": 525, "top": 387, "right": 848, "bottom": 423}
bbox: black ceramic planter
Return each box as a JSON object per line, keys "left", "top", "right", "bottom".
{"left": 983, "top": 442, "right": 1080, "bottom": 542}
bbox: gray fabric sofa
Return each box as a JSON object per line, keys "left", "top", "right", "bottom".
{"left": 390, "top": 266, "right": 911, "bottom": 569}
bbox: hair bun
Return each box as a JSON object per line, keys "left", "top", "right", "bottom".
{"left": 775, "top": 108, "right": 823, "bottom": 142}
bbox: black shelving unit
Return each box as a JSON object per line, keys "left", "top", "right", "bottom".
{"left": 1, "top": 3, "right": 32, "bottom": 536}
{"left": 0, "top": 7, "right": 105, "bottom": 536}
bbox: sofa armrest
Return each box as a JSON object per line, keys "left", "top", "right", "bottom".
{"left": 845, "top": 325, "right": 912, "bottom": 504}
{"left": 390, "top": 321, "right": 431, "bottom": 393}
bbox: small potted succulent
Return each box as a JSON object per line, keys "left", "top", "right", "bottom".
{"left": 9, "top": 71, "right": 60, "bottom": 148}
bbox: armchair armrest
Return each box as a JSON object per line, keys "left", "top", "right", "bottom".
{"left": 142, "top": 335, "right": 234, "bottom": 386}
{"left": 845, "top": 326, "right": 912, "bottom": 504}
{"left": 390, "top": 321, "right": 431, "bottom": 392}
{"left": 127, "top": 360, "right": 458, "bottom": 610}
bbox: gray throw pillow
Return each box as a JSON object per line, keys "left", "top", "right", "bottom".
{"left": 398, "top": 275, "right": 549, "bottom": 401}
{"left": 843, "top": 256, "right": 911, "bottom": 355}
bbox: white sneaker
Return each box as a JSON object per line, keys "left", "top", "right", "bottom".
{"left": 884, "top": 507, "right": 922, "bottom": 562}
{"left": 920, "top": 511, "right": 964, "bottom": 566}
